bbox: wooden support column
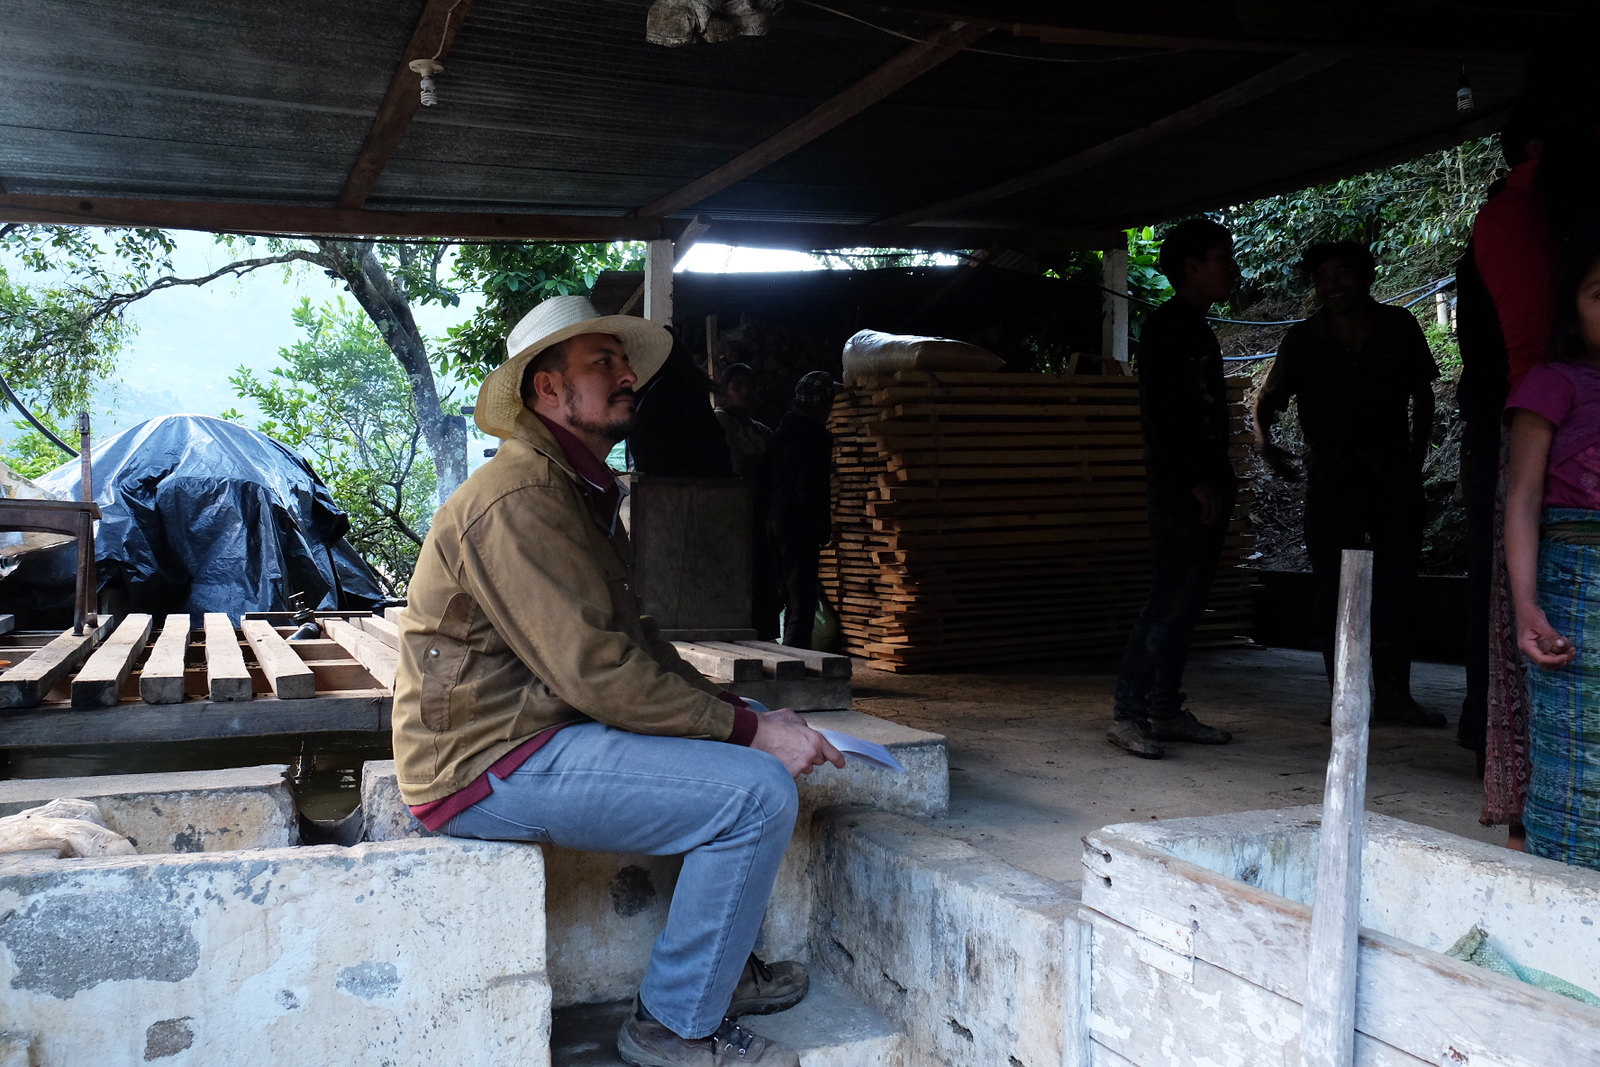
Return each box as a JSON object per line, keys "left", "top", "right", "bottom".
{"left": 1102, "top": 246, "right": 1130, "bottom": 365}
{"left": 1301, "top": 549, "right": 1374, "bottom": 1067}
{"left": 644, "top": 239, "right": 674, "bottom": 325}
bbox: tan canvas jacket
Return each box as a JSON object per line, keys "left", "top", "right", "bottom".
{"left": 392, "top": 409, "right": 733, "bottom": 805}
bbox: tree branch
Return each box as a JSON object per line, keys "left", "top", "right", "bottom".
{"left": 86, "top": 251, "right": 321, "bottom": 320}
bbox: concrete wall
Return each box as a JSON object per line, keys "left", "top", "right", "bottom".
{"left": 0, "top": 765, "right": 298, "bottom": 853}
{"left": 0, "top": 838, "right": 550, "bottom": 1067}
{"left": 811, "top": 809, "right": 1086, "bottom": 1067}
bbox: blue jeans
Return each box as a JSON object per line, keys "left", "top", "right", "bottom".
{"left": 1113, "top": 478, "right": 1234, "bottom": 721}
{"left": 442, "top": 722, "right": 799, "bottom": 1038}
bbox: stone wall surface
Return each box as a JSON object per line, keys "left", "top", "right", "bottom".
{"left": 0, "top": 766, "right": 297, "bottom": 854}
{"left": 811, "top": 809, "right": 1085, "bottom": 1067}
{"left": 0, "top": 838, "right": 551, "bottom": 1066}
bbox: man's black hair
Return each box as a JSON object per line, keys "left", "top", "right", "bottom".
{"left": 1157, "top": 218, "right": 1233, "bottom": 282}
{"left": 1301, "top": 241, "right": 1376, "bottom": 285}
{"left": 720, "top": 362, "right": 756, "bottom": 387}
{"left": 518, "top": 338, "right": 574, "bottom": 407}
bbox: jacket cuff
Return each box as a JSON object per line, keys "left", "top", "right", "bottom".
{"left": 722, "top": 701, "right": 759, "bottom": 747}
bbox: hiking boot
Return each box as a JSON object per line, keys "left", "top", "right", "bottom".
{"left": 618, "top": 1005, "right": 799, "bottom": 1067}
{"left": 729, "top": 954, "right": 809, "bottom": 1017}
{"left": 1146, "top": 708, "right": 1232, "bottom": 745}
{"left": 1107, "top": 719, "right": 1163, "bottom": 759}
{"left": 1373, "top": 695, "right": 1447, "bottom": 728}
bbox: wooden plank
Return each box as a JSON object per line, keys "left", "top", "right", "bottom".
{"left": 383, "top": 605, "right": 406, "bottom": 625}
{"left": 1302, "top": 550, "right": 1374, "bottom": 1067}
{"left": 0, "top": 691, "right": 391, "bottom": 747}
{"left": 634, "top": 21, "right": 989, "bottom": 218}
{"left": 354, "top": 614, "right": 400, "bottom": 650}
{"left": 203, "top": 613, "right": 254, "bottom": 702}
{"left": 307, "top": 660, "right": 382, "bottom": 691}
{"left": 0, "top": 614, "right": 12, "bottom": 635}
{"left": 324, "top": 618, "right": 398, "bottom": 690}
{"left": 337, "top": 0, "right": 478, "bottom": 209}
{"left": 71, "top": 613, "right": 153, "bottom": 708}
{"left": 240, "top": 618, "right": 316, "bottom": 699}
{"left": 725, "top": 677, "right": 852, "bottom": 712}
{"left": 740, "top": 640, "right": 852, "bottom": 679}
{"left": 1080, "top": 830, "right": 1600, "bottom": 1067}
{"left": 140, "top": 614, "right": 193, "bottom": 705}
{"left": 697, "top": 640, "right": 807, "bottom": 680}
{"left": 0, "top": 619, "right": 110, "bottom": 708}
{"left": 658, "top": 628, "right": 760, "bottom": 642}
{"left": 671, "top": 641, "right": 764, "bottom": 684}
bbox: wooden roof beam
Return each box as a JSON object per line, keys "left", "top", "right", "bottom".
{"left": 861, "top": 1, "right": 1532, "bottom": 55}
{"left": 632, "top": 20, "right": 990, "bottom": 219}
{"left": 337, "top": 0, "right": 478, "bottom": 211}
{"left": 702, "top": 220, "right": 1125, "bottom": 253}
{"left": 877, "top": 50, "right": 1345, "bottom": 227}
{"left": 0, "top": 195, "right": 678, "bottom": 242}
{"left": 0, "top": 195, "right": 1122, "bottom": 251}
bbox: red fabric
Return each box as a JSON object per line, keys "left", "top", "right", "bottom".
{"left": 1472, "top": 160, "right": 1553, "bottom": 390}
{"left": 410, "top": 724, "right": 569, "bottom": 831}
{"left": 719, "top": 691, "right": 759, "bottom": 747}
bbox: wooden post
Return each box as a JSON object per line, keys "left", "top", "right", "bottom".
{"left": 1301, "top": 548, "right": 1374, "bottom": 1067}
{"left": 1102, "top": 247, "right": 1130, "bottom": 365}
{"left": 706, "top": 314, "right": 721, "bottom": 406}
{"left": 644, "top": 238, "right": 674, "bottom": 325}
{"left": 77, "top": 411, "right": 98, "bottom": 631}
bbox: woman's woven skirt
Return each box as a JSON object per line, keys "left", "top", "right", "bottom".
{"left": 1524, "top": 508, "right": 1600, "bottom": 869}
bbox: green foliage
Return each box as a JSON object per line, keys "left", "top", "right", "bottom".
{"left": 1424, "top": 317, "right": 1462, "bottom": 375}
{"left": 1125, "top": 225, "right": 1175, "bottom": 308}
{"left": 1220, "top": 136, "right": 1502, "bottom": 297}
{"left": 0, "top": 226, "right": 177, "bottom": 468}
{"left": 228, "top": 298, "right": 436, "bottom": 594}
{"left": 441, "top": 241, "right": 644, "bottom": 384}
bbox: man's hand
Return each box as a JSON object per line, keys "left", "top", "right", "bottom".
{"left": 1516, "top": 605, "right": 1576, "bottom": 669}
{"left": 1191, "top": 482, "right": 1224, "bottom": 526}
{"left": 751, "top": 708, "right": 846, "bottom": 777}
{"left": 1259, "top": 442, "right": 1302, "bottom": 482}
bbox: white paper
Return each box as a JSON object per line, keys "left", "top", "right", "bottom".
{"left": 817, "top": 728, "right": 905, "bottom": 773}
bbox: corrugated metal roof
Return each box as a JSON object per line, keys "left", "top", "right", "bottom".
{"left": 0, "top": 0, "right": 1582, "bottom": 242}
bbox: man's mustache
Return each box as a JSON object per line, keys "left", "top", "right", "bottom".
{"left": 611, "top": 389, "right": 636, "bottom": 403}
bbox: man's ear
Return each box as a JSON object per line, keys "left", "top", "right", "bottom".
{"left": 528, "top": 368, "right": 562, "bottom": 409}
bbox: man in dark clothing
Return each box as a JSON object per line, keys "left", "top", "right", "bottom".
{"left": 1254, "top": 241, "right": 1442, "bottom": 726}
{"left": 1109, "top": 218, "right": 1240, "bottom": 758}
{"left": 764, "top": 371, "right": 837, "bottom": 649}
{"left": 628, "top": 330, "right": 734, "bottom": 478}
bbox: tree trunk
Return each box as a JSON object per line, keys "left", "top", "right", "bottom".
{"left": 316, "top": 240, "right": 467, "bottom": 505}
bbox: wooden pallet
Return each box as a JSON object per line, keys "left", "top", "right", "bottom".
{"left": 0, "top": 612, "right": 398, "bottom": 748}
{"left": 821, "top": 369, "right": 1258, "bottom": 672}
{"left": 667, "top": 635, "right": 852, "bottom": 711}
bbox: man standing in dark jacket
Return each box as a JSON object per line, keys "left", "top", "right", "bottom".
{"left": 1254, "top": 241, "right": 1441, "bottom": 726}
{"left": 764, "top": 371, "right": 837, "bottom": 649}
{"left": 1109, "top": 218, "right": 1240, "bottom": 758}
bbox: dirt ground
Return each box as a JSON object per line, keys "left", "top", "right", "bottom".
{"left": 849, "top": 646, "right": 1493, "bottom": 888}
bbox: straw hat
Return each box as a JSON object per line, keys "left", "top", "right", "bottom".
{"left": 474, "top": 295, "right": 673, "bottom": 438}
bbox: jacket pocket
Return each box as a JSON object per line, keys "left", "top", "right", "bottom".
{"left": 419, "top": 592, "right": 473, "bottom": 732}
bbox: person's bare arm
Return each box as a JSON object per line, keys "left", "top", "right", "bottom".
{"left": 1252, "top": 352, "right": 1302, "bottom": 481}
{"left": 1505, "top": 409, "right": 1574, "bottom": 669}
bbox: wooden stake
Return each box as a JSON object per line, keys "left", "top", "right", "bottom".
{"left": 1301, "top": 548, "right": 1373, "bottom": 1067}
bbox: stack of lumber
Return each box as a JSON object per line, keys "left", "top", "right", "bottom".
{"left": 821, "top": 370, "right": 1255, "bottom": 671}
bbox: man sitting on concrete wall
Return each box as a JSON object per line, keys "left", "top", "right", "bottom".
{"left": 391, "top": 294, "right": 843, "bottom": 1067}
